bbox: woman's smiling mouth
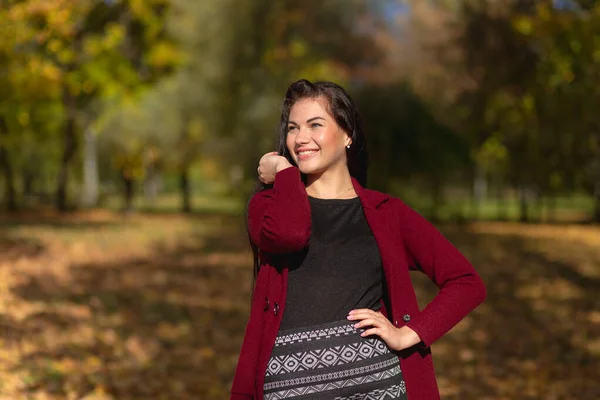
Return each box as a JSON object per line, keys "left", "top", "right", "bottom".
{"left": 297, "top": 149, "right": 319, "bottom": 160}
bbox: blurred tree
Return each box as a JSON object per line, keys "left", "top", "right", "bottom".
{"left": 131, "top": 0, "right": 385, "bottom": 212}
{"left": 511, "top": 0, "right": 600, "bottom": 221}
{"left": 407, "top": 0, "right": 540, "bottom": 221}
{"left": 0, "top": 1, "right": 64, "bottom": 211}
{"left": 402, "top": 0, "right": 599, "bottom": 222}
{"left": 7, "top": 0, "right": 178, "bottom": 211}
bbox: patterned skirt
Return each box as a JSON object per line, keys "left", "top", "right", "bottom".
{"left": 263, "top": 318, "right": 408, "bottom": 400}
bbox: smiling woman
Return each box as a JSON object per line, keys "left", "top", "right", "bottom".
{"left": 232, "top": 79, "right": 486, "bottom": 400}
{"left": 285, "top": 99, "right": 352, "bottom": 191}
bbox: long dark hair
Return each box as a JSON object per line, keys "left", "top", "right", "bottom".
{"left": 245, "top": 79, "right": 369, "bottom": 299}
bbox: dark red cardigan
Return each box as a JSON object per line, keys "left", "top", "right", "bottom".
{"left": 231, "top": 166, "right": 486, "bottom": 400}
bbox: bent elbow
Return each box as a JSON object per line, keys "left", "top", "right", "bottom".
{"left": 260, "top": 226, "right": 310, "bottom": 253}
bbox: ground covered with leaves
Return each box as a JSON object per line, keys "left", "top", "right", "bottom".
{"left": 0, "top": 211, "right": 598, "bottom": 399}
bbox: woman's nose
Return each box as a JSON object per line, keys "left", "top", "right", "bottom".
{"left": 295, "top": 127, "right": 311, "bottom": 144}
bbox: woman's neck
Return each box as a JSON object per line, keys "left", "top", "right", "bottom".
{"left": 304, "top": 169, "right": 355, "bottom": 199}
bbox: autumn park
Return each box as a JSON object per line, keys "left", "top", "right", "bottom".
{"left": 0, "top": 1, "right": 598, "bottom": 399}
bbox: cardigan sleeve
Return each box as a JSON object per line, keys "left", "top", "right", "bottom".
{"left": 395, "top": 198, "right": 487, "bottom": 348}
{"left": 248, "top": 166, "right": 311, "bottom": 253}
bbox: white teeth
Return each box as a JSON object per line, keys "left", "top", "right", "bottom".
{"left": 298, "top": 150, "right": 317, "bottom": 155}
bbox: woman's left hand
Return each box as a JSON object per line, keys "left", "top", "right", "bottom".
{"left": 347, "top": 309, "right": 422, "bottom": 351}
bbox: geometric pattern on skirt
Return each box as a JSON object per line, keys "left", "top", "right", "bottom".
{"left": 264, "top": 318, "right": 408, "bottom": 400}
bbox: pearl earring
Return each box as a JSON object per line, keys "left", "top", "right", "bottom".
{"left": 346, "top": 144, "right": 351, "bottom": 148}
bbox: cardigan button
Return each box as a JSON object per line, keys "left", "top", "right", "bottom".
{"left": 273, "top": 302, "right": 280, "bottom": 316}
{"left": 403, "top": 314, "right": 411, "bottom": 322}
{"left": 263, "top": 297, "right": 269, "bottom": 312}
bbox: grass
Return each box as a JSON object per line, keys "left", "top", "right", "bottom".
{"left": 99, "top": 190, "right": 595, "bottom": 223}
{"left": 0, "top": 208, "right": 598, "bottom": 399}
{"left": 102, "top": 193, "right": 246, "bottom": 216}
{"left": 396, "top": 192, "right": 595, "bottom": 223}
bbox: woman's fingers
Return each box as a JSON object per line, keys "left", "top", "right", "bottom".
{"left": 257, "top": 152, "right": 275, "bottom": 182}
{"left": 353, "top": 318, "right": 378, "bottom": 329}
{"left": 348, "top": 309, "right": 389, "bottom": 330}
{"left": 360, "top": 327, "right": 382, "bottom": 338}
{"left": 257, "top": 152, "right": 284, "bottom": 184}
{"left": 347, "top": 308, "right": 383, "bottom": 319}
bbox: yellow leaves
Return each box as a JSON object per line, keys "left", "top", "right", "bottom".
{"left": 187, "top": 118, "right": 205, "bottom": 142}
{"left": 513, "top": 15, "right": 534, "bottom": 36}
{"left": 535, "top": 2, "right": 552, "bottom": 22}
{"left": 593, "top": 47, "right": 600, "bottom": 63}
{"left": 104, "top": 24, "right": 126, "bottom": 49}
{"left": 125, "top": 335, "right": 158, "bottom": 365}
{"left": 83, "top": 37, "right": 102, "bottom": 57}
{"left": 47, "top": 38, "right": 62, "bottom": 54}
{"left": 80, "top": 386, "right": 114, "bottom": 400}
{"left": 290, "top": 38, "right": 308, "bottom": 58}
{"left": 146, "top": 41, "right": 183, "bottom": 68}
{"left": 569, "top": 39, "right": 582, "bottom": 54}
{"left": 8, "top": 55, "right": 61, "bottom": 99}
{"left": 199, "top": 347, "right": 216, "bottom": 359}
{"left": 476, "top": 135, "right": 508, "bottom": 173}
{"left": 6, "top": 3, "right": 26, "bottom": 22}
{"left": 520, "top": 93, "right": 535, "bottom": 113}
{"left": 52, "top": 358, "right": 78, "bottom": 375}
{"left": 57, "top": 47, "right": 76, "bottom": 65}
{"left": 47, "top": 8, "right": 72, "bottom": 29}
{"left": 18, "top": 111, "right": 30, "bottom": 127}
{"left": 199, "top": 158, "right": 221, "bottom": 180}
{"left": 130, "top": 0, "right": 151, "bottom": 20}
{"left": 298, "top": 60, "right": 348, "bottom": 83}
{"left": 156, "top": 322, "right": 190, "bottom": 342}
{"left": 82, "top": 80, "right": 95, "bottom": 94}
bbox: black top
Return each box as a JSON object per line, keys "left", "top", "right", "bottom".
{"left": 279, "top": 195, "right": 384, "bottom": 331}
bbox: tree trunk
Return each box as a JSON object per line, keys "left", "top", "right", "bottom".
{"left": 548, "top": 193, "right": 557, "bottom": 223}
{"left": 143, "top": 163, "right": 158, "bottom": 207}
{"left": 496, "top": 184, "right": 507, "bottom": 221}
{"left": 0, "top": 118, "right": 17, "bottom": 211}
{"left": 22, "top": 171, "right": 34, "bottom": 197}
{"left": 81, "top": 127, "right": 99, "bottom": 208}
{"left": 0, "top": 147, "right": 17, "bottom": 212}
{"left": 594, "top": 183, "right": 600, "bottom": 224}
{"left": 473, "top": 164, "right": 487, "bottom": 220}
{"left": 123, "top": 174, "right": 135, "bottom": 213}
{"left": 180, "top": 168, "right": 191, "bottom": 213}
{"left": 518, "top": 186, "right": 529, "bottom": 223}
{"left": 57, "top": 91, "right": 78, "bottom": 212}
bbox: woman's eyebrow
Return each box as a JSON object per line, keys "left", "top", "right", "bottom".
{"left": 288, "top": 116, "right": 326, "bottom": 125}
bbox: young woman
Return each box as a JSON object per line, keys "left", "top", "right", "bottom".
{"left": 230, "top": 79, "right": 486, "bottom": 400}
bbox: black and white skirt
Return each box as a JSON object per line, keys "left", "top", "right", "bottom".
{"left": 263, "top": 318, "right": 408, "bottom": 400}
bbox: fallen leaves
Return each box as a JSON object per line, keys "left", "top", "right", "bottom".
{"left": 0, "top": 212, "right": 597, "bottom": 399}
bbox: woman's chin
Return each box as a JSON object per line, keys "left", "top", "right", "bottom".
{"left": 297, "top": 163, "right": 323, "bottom": 175}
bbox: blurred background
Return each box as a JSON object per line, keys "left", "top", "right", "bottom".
{"left": 0, "top": 0, "right": 598, "bottom": 399}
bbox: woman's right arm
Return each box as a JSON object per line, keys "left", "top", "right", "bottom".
{"left": 248, "top": 165, "right": 311, "bottom": 253}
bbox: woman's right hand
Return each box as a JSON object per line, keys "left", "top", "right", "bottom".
{"left": 257, "top": 151, "right": 292, "bottom": 184}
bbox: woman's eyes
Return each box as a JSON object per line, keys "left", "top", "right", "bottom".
{"left": 287, "top": 123, "right": 322, "bottom": 132}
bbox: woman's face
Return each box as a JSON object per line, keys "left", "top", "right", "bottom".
{"left": 286, "top": 97, "right": 352, "bottom": 175}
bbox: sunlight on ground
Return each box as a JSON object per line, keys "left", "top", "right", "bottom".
{"left": 0, "top": 213, "right": 598, "bottom": 399}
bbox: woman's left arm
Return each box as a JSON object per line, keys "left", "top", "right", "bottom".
{"left": 395, "top": 198, "right": 487, "bottom": 348}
